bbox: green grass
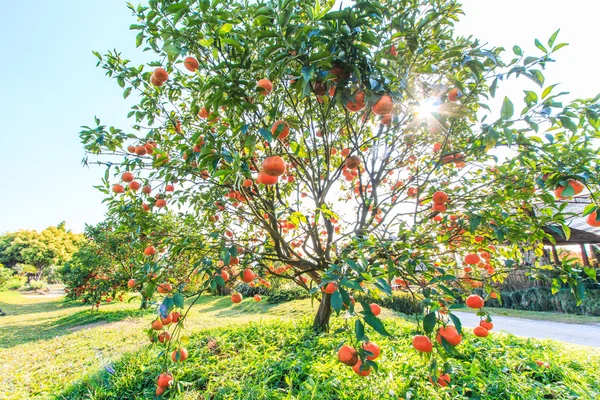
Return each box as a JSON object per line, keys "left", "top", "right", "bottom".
{"left": 459, "top": 306, "right": 600, "bottom": 325}
{"left": 1, "top": 291, "right": 599, "bottom": 400}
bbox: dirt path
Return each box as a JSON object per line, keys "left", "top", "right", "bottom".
{"left": 454, "top": 311, "right": 600, "bottom": 348}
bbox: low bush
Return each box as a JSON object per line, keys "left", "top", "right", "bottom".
{"left": 265, "top": 286, "right": 312, "bottom": 304}
{"left": 26, "top": 280, "right": 48, "bottom": 291}
{"left": 1, "top": 276, "right": 26, "bottom": 291}
{"left": 355, "top": 290, "right": 423, "bottom": 316}
{"left": 485, "top": 287, "right": 600, "bottom": 316}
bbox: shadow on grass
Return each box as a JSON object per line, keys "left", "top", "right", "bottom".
{"left": 0, "top": 307, "right": 154, "bottom": 349}
{"left": 0, "top": 295, "right": 85, "bottom": 317}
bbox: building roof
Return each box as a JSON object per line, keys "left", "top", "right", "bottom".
{"left": 542, "top": 195, "right": 600, "bottom": 245}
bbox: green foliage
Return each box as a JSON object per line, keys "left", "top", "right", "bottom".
{"left": 26, "top": 280, "right": 48, "bottom": 291}
{"left": 355, "top": 291, "right": 423, "bottom": 316}
{"left": 488, "top": 287, "right": 600, "bottom": 316}
{"left": 265, "top": 286, "right": 312, "bottom": 304}
{"left": 59, "top": 317, "right": 600, "bottom": 399}
{"left": 0, "top": 224, "right": 84, "bottom": 278}
{"left": 0, "top": 264, "right": 13, "bottom": 287}
{"left": 0, "top": 276, "right": 26, "bottom": 291}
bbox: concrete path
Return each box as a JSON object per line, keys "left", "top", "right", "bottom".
{"left": 454, "top": 312, "right": 600, "bottom": 348}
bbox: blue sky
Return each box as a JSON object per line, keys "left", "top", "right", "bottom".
{"left": 0, "top": 0, "right": 598, "bottom": 233}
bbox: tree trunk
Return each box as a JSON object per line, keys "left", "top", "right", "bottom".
{"left": 313, "top": 293, "right": 332, "bottom": 331}
{"left": 140, "top": 296, "right": 149, "bottom": 310}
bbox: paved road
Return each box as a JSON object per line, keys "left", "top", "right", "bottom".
{"left": 454, "top": 312, "right": 600, "bottom": 348}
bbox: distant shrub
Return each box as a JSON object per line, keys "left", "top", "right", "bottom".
{"left": 27, "top": 280, "right": 48, "bottom": 291}
{"left": 2, "top": 276, "right": 26, "bottom": 291}
{"left": 484, "top": 286, "right": 600, "bottom": 316}
{"left": 0, "top": 264, "right": 13, "bottom": 287}
{"left": 355, "top": 291, "right": 423, "bottom": 316}
{"left": 266, "top": 286, "right": 312, "bottom": 304}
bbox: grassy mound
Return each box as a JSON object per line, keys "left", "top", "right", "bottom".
{"left": 60, "top": 314, "right": 600, "bottom": 400}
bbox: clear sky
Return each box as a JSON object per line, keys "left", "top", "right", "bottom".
{"left": 0, "top": 0, "right": 598, "bottom": 234}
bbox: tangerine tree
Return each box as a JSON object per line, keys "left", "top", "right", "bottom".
{"left": 80, "top": 0, "right": 599, "bottom": 389}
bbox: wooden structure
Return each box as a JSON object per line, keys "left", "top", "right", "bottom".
{"left": 541, "top": 195, "right": 600, "bottom": 266}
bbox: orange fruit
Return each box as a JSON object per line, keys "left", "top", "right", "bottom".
{"left": 346, "top": 91, "right": 365, "bottom": 112}
{"left": 271, "top": 120, "right": 290, "bottom": 140}
{"left": 242, "top": 179, "right": 253, "bottom": 187}
{"left": 198, "top": 107, "right": 210, "bottom": 119}
{"left": 157, "top": 283, "right": 172, "bottom": 293}
{"left": 479, "top": 320, "right": 494, "bottom": 330}
{"left": 362, "top": 342, "right": 380, "bottom": 361}
{"left": 171, "top": 311, "right": 181, "bottom": 323}
{"left": 257, "top": 171, "right": 278, "bottom": 185}
{"left": 153, "top": 68, "right": 169, "bottom": 83}
{"left": 466, "top": 294, "right": 484, "bottom": 309}
{"left": 231, "top": 292, "right": 243, "bottom": 303}
{"left": 430, "top": 373, "right": 451, "bottom": 387}
{"left": 448, "top": 88, "right": 462, "bottom": 102}
{"left": 345, "top": 155, "right": 361, "bottom": 169}
{"left": 151, "top": 319, "right": 163, "bottom": 331}
{"left": 473, "top": 326, "right": 489, "bottom": 337}
{"left": 253, "top": 294, "right": 261, "bottom": 302}
{"left": 337, "top": 345, "right": 359, "bottom": 366}
{"left": 158, "top": 330, "right": 171, "bottom": 343}
{"left": 262, "top": 156, "right": 286, "bottom": 177}
{"left": 142, "top": 185, "right": 152, "bottom": 194}
{"left": 135, "top": 145, "right": 147, "bottom": 156}
{"left": 172, "top": 347, "right": 188, "bottom": 362}
{"left": 322, "top": 282, "right": 338, "bottom": 294}
{"left": 127, "top": 279, "right": 135, "bottom": 288}
{"left": 144, "top": 246, "right": 157, "bottom": 256}
{"left": 155, "top": 198, "right": 167, "bottom": 208}
{"left": 587, "top": 211, "right": 600, "bottom": 227}
{"left": 372, "top": 95, "right": 393, "bottom": 115}
{"left": 156, "top": 386, "right": 165, "bottom": 396}
{"left": 257, "top": 78, "right": 273, "bottom": 95}
{"left": 432, "top": 191, "right": 448, "bottom": 204}
{"left": 436, "top": 326, "right": 462, "bottom": 346}
{"left": 242, "top": 268, "right": 255, "bottom": 283}
{"left": 352, "top": 359, "right": 371, "bottom": 376}
{"left": 112, "top": 184, "right": 125, "bottom": 194}
{"left": 129, "top": 181, "right": 141, "bottom": 191}
{"left": 464, "top": 253, "right": 480, "bottom": 265}
{"left": 183, "top": 57, "right": 199, "bottom": 72}
{"left": 122, "top": 172, "right": 134, "bottom": 182}
{"left": 412, "top": 335, "right": 433, "bottom": 353}
{"left": 156, "top": 372, "right": 173, "bottom": 388}
{"left": 369, "top": 303, "right": 381, "bottom": 316}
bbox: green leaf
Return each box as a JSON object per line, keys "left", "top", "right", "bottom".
{"left": 219, "top": 23, "right": 233, "bottom": 34}
{"left": 523, "top": 90, "right": 538, "bottom": 106}
{"left": 258, "top": 128, "right": 273, "bottom": 142}
{"left": 584, "top": 267, "right": 596, "bottom": 281}
{"left": 363, "top": 315, "right": 391, "bottom": 337}
{"left": 448, "top": 313, "right": 462, "bottom": 335}
{"left": 534, "top": 39, "right": 547, "bottom": 53}
{"left": 552, "top": 43, "right": 569, "bottom": 52}
{"left": 123, "top": 87, "right": 132, "bottom": 99}
{"left": 331, "top": 290, "right": 343, "bottom": 314}
{"left": 501, "top": 97, "right": 514, "bottom": 120}
{"left": 575, "top": 281, "right": 586, "bottom": 305}
{"left": 173, "top": 293, "right": 185, "bottom": 308}
{"left": 542, "top": 84, "right": 559, "bottom": 99}
{"left": 489, "top": 78, "right": 498, "bottom": 98}
{"left": 548, "top": 29, "right": 560, "bottom": 48}
{"left": 163, "top": 43, "right": 180, "bottom": 56}
{"left": 559, "top": 116, "right": 577, "bottom": 133}
{"left": 512, "top": 45, "right": 522, "bottom": 56}
{"left": 345, "top": 259, "right": 364, "bottom": 273}
{"left": 374, "top": 278, "right": 392, "bottom": 296}
{"left": 355, "top": 319, "right": 365, "bottom": 341}
{"left": 582, "top": 204, "right": 597, "bottom": 217}
{"left": 423, "top": 312, "right": 436, "bottom": 334}
{"left": 503, "top": 128, "right": 514, "bottom": 146}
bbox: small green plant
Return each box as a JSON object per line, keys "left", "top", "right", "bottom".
{"left": 27, "top": 280, "right": 48, "bottom": 291}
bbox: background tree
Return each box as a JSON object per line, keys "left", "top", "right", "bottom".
{"left": 80, "top": 0, "right": 599, "bottom": 387}
{"left": 0, "top": 223, "right": 84, "bottom": 281}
